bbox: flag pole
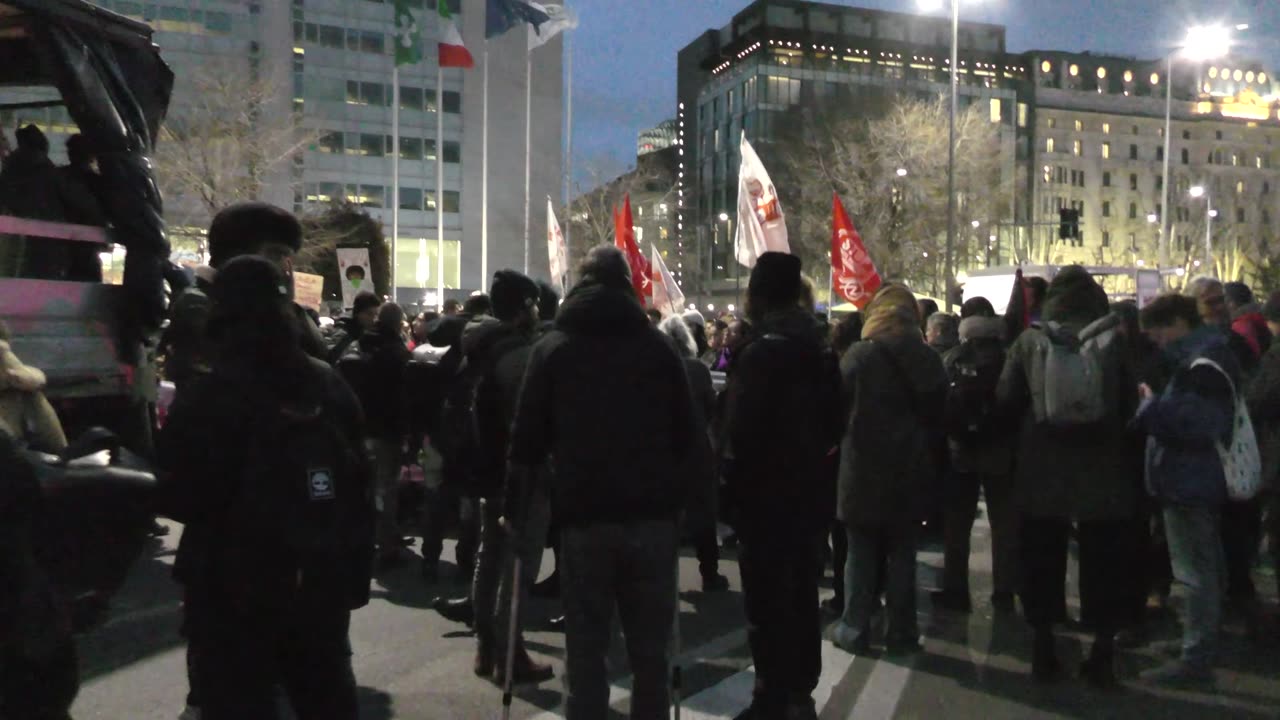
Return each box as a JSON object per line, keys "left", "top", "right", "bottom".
{"left": 436, "top": 63, "right": 445, "bottom": 311}
{"left": 563, "top": 26, "right": 573, "bottom": 285}
{"left": 522, "top": 42, "right": 532, "bottom": 275}
{"left": 827, "top": 266, "right": 833, "bottom": 322}
{"left": 391, "top": 65, "right": 400, "bottom": 304}
{"left": 482, "top": 41, "right": 489, "bottom": 292}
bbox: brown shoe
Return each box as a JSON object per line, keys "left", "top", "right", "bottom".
{"left": 494, "top": 645, "right": 554, "bottom": 686}
{"left": 474, "top": 632, "right": 495, "bottom": 677}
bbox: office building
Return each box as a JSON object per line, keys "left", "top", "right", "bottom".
{"left": 19, "top": 0, "right": 563, "bottom": 298}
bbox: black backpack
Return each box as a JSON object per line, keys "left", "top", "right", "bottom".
{"left": 944, "top": 339, "right": 1005, "bottom": 445}
{"left": 213, "top": 388, "right": 375, "bottom": 616}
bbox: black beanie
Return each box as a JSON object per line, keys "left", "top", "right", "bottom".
{"left": 352, "top": 290, "right": 381, "bottom": 315}
{"left": 491, "top": 270, "right": 539, "bottom": 321}
{"left": 747, "top": 252, "right": 802, "bottom": 305}
{"left": 210, "top": 255, "right": 290, "bottom": 321}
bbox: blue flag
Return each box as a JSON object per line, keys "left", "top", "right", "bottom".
{"left": 486, "top": 0, "right": 550, "bottom": 39}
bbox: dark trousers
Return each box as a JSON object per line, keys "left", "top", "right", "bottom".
{"left": 940, "top": 472, "right": 1019, "bottom": 599}
{"left": 830, "top": 520, "right": 848, "bottom": 605}
{"left": 421, "top": 482, "right": 478, "bottom": 574}
{"left": 1221, "top": 497, "right": 1262, "bottom": 602}
{"left": 1019, "top": 516, "right": 1133, "bottom": 636}
{"left": 738, "top": 526, "right": 823, "bottom": 709}
{"left": 692, "top": 524, "right": 721, "bottom": 578}
{"left": 193, "top": 601, "right": 357, "bottom": 720}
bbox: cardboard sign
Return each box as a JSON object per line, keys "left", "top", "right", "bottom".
{"left": 293, "top": 271, "right": 324, "bottom": 311}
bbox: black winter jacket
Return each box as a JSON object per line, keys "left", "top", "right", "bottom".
{"left": 723, "top": 309, "right": 842, "bottom": 534}
{"left": 351, "top": 329, "right": 411, "bottom": 440}
{"left": 507, "top": 283, "right": 696, "bottom": 527}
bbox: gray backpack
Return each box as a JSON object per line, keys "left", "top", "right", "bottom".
{"left": 1033, "top": 315, "right": 1118, "bottom": 427}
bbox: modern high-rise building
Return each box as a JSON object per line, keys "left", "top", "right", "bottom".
{"left": 638, "top": 119, "right": 677, "bottom": 156}
{"left": 24, "top": 0, "right": 563, "bottom": 299}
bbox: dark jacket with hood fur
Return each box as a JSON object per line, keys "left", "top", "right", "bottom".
{"left": 507, "top": 282, "right": 696, "bottom": 527}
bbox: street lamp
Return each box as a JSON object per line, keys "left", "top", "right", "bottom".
{"left": 1161, "top": 24, "right": 1238, "bottom": 270}
{"left": 918, "top": 0, "right": 981, "bottom": 310}
{"left": 1189, "top": 185, "right": 1214, "bottom": 271}
{"left": 896, "top": 167, "right": 909, "bottom": 177}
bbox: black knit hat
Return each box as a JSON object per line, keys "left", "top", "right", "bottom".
{"left": 747, "top": 252, "right": 802, "bottom": 305}
{"left": 208, "top": 202, "right": 303, "bottom": 269}
{"left": 210, "top": 255, "right": 290, "bottom": 321}
{"left": 491, "top": 270, "right": 539, "bottom": 321}
{"left": 352, "top": 290, "right": 381, "bottom": 315}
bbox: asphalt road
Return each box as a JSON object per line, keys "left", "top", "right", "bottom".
{"left": 71, "top": 511, "right": 1280, "bottom": 719}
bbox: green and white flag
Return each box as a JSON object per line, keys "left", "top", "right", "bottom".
{"left": 394, "top": 0, "right": 422, "bottom": 66}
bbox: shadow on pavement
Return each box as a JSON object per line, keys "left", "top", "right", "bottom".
{"left": 356, "top": 685, "right": 394, "bottom": 720}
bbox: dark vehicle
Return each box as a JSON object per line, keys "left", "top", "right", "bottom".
{"left": 0, "top": 0, "right": 174, "bottom": 630}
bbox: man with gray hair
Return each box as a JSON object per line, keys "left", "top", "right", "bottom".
{"left": 1182, "top": 275, "right": 1265, "bottom": 630}
{"left": 505, "top": 245, "right": 696, "bottom": 719}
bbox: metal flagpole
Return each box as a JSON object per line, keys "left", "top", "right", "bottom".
{"left": 827, "top": 266, "right": 833, "bottom": 322}
{"left": 523, "top": 44, "right": 533, "bottom": 275}
{"left": 436, "top": 64, "right": 445, "bottom": 311}
{"left": 563, "top": 28, "right": 573, "bottom": 285}
{"left": 391, "top": 66, "right": 400, "bottom": 303}
{"left": 482, "top": 41, "right": 489, "bottom": 292}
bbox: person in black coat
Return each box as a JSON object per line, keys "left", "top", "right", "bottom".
{"left": 721, "top": 252, "right": 842, "bottom": 720}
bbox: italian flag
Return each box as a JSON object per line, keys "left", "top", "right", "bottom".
{"left": 438, "top": 0, "right": 474, "bottom": 69}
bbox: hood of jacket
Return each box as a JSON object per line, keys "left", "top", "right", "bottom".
{"left": 555, "top": 283, "right": 650, "bottom": 337}
{"left": 959, "top": 316, "right": 1005, "bottom": 343}
{"left": 1042, "top": 266, "right": 1109, "bottom": 326}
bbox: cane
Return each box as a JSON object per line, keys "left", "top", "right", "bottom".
{"left": 501, "top": 552, "right": 522, "bottom": 720}
{"left": 671, "top": 555, "right": 683, "bottom": 720}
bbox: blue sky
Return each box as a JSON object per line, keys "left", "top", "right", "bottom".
{"left": 566, "top": 0, "right": 1280, "bottom": 179}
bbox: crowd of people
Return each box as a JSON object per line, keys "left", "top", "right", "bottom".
{"left": 3, "top": 198, "right": 1279, "bottom": 720}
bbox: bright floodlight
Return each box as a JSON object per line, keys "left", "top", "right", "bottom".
{"left": 718, "top": 212, "right": 729, "bottom": 222}
{"left": 1182, "top": 25, "right": 1232, "bottom": 61}
{"left": 1209, "top": 209, "right": 1219, "bottom": 218}
{"left": 1189, "top": 185, "right": 1206, "bottom": 198}
{"left": 917, "top": 0, "right": 944, "bottom": 11}
{"left": 1236, "top": 24, "right": 1250, "bottom": 31}
{"left": 1147, "top": 213, "right": 1159, "bottom": 223}
{"left": 971, "top": 220, "right": 981, "bottom": 228}
{"left": 727, "top": 304, "right": 736, "bottom": 312}
{"left": 896, "top": 167, "right": 909, "bottom": 177}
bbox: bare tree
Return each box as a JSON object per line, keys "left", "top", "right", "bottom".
{"left": 774, "top": 91, "right": 1011, "bottom": 296}
{"left": 565, "top": 153, "right": 677, "bottom": 271}
{"left": 154, "top": 58, "right": 320, "bottom": 242}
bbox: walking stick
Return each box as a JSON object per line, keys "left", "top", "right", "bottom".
{"left": 501, "top": 552, "right": 522, "bottom": 720}
{"left": 671, "top": 556, "right": 683, "bottom": 720}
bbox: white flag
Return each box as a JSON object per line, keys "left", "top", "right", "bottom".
{"left": 528, "top": 3, "right": 578, "bottom": 50}
{"left": 735, "top": 133, "right": 790, "bottom": 268}
{"left": 547, "top": 198, "right": 568, "bottom": 295}
{"left": 650, "top": 245, "right": 685, "bottom": 317}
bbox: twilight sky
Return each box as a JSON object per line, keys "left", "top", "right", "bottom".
{"left": 566, "top": 0, "right": 1280, "bottom": 181}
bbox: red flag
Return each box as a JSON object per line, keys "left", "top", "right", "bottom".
{"left": 613, "top": 194, "right": 651, "bottom": 305}
{"left": 831, "top": 193, "right": 881, "bottom": 309}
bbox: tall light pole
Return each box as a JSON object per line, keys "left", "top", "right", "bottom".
{"left": 1161, "top": 25, "right": 1235, "bottom": 272}
{"left": 920, "top": 0, "right": 968, "bottom": 311}
{"left": 1190, "top": 185, "right": 1217, "bottom": 272}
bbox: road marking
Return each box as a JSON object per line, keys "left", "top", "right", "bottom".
{"left": 844, "top": 654, "right": 914, "bottom": 720}
{"left": 678, "top": 640, "right": 860, "bottom": 719}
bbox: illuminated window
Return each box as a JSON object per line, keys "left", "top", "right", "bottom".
{"left": 1097, "top": 67, "right": 1107, "bottom": 79}
{"left": 989, "top": 98, "right": 1002, "bottom": 123}
{"left": 1043, "top": 165, "right": 1052, "bottom": 183}
{"left": 1073, "top": 140, "right": 1082, "bottom": 156}
{"left": 1074, "top": 120, "right": 1083, "bottom": 132}
{"left": 1046, "top": 138, "right": 1055, "bottom": 153}
{"left": 1069, "top": 64, "right": 1079, "bottom": 77}
{"left": 1041, "top": 60, "right": 1052, "bottom": 73}
{"left": 1102, "top": 142, "right": 1111, "bottom": 159}
{"left": 1150, "top": 73, "right": 1160, "bottom": 85}
{"left": 1237, "top": 181, "right": 1245, "bottom": 194}
{"left": 1017, "top": 103, "right": 1028, "bottom": 128}
{"left": 1102, "top": 122, "right": 1110, "bottom": 134}
{"left": 1123, "top": 70, "right": 1134, "bottom": 83}
{"left": 1047, "top": 117, "right": 1057, "bottom": 129}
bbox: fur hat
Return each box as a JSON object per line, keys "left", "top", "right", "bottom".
{"left": 208, "top": 202, "right": 303, "bottom": 269}
{"left": 491, "top": 270, "right": 539, "bottom": 321}
{"left": 747, "top": 252, "right": 802, "bottom": 305}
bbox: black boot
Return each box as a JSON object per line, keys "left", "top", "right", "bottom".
{"left": 1031, "top": 627, "right": 1061, "bottom": 683}
{"left": 1080, "top": 634, "right": 1117, "bottom": 689}
{"left": 432, "top": 595, "right": 474, "bottom": 626}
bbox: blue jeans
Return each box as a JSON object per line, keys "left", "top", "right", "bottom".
{"left": 1163, "top": 504, "right": 1224, "bottom": 669}
{"left": 561, "top": 518, "right": 678, "bottom": 720}
{"left": 837, "top": 525, "right": 917, "bottom": 647}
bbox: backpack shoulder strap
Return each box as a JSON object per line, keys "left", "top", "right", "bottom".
{"left": 1190, "top": 357, "right": 1238, "bottom": 398}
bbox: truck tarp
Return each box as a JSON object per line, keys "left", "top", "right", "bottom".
{"left": 0, "top": 0, "right": 175, "bottom": 336}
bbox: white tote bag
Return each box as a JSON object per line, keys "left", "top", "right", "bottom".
{"left": 1191, "top": 358, "right": 1262, "bottom": 501}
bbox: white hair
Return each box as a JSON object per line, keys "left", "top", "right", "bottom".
{"left": 659, "top": 315, "right": 697, "bottom": 358}
{"left": 1184, "top": 275, "right": 1222, "bottom": 299}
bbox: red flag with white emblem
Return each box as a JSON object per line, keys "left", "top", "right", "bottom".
{"left": 831, "top": 193, "right": 881, "bottom": 309}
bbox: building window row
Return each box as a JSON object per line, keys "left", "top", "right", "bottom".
{"left": 303, "top": 182, "right": 460, "bottom": 213}
{"left": 314, "top": 131, "right": 460, "bottom": 164}
{"left": 103, "top": 1, "right": 234, "bottom": 34}
{"left": 343, "top": 80, "right": 461, "bottom": 114}
{"left": 295, "top": 22, "right": 386, "bottom": 54}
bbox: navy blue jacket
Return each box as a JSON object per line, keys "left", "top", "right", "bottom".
{"left": 1137, "top": 326, "right": 1238, "bottom": 506}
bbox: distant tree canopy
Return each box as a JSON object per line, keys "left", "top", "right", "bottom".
{"left": 296, "top": 201, "right": 391, "bottom": 302}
